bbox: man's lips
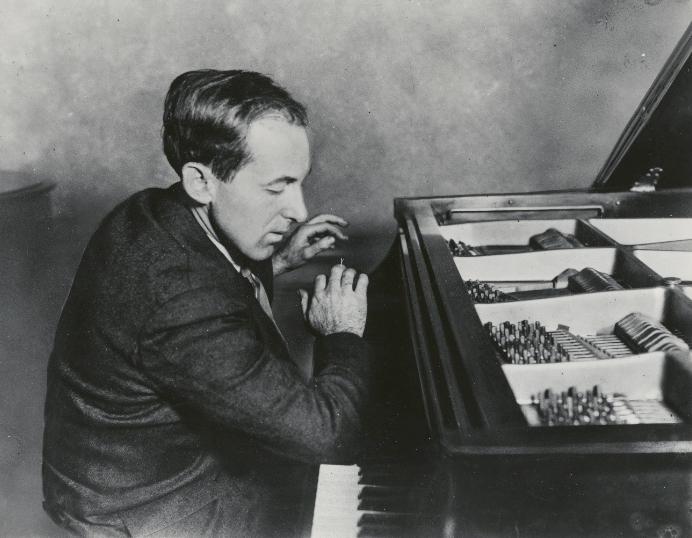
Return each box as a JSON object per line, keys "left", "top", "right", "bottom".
{"left": 265, "top": 231, "right": 287, "bottom": 243}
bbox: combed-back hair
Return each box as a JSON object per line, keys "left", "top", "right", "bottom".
{"left": 162, "top": 70, "right": 308, "bottom": 181}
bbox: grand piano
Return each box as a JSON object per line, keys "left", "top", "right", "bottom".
{"left": 307, "top": 22, "right": 692, "bottom": 537}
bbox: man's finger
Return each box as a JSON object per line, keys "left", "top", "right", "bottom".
{"left": 306, "top": 214, "right": 349, "bottom": 227}
{"left": 298, "top": 289, "right": 309, "bottom": 318}
{"left": 302, "top": 236, "right": 335, "bottom": 261}
{"left": 341, "top": 267, "right": 356, "bottom": 289}
{"left": 328, "top": 264, "right": 345, "bottom": 293}
{"left": 304, "top": 222, "right": 348, "bottom": 242}
{"left": 314, "top": 274, "right": 327, "bottom": 295}
{"left": 355, "top": 273, "right": 369, "bottom": 295}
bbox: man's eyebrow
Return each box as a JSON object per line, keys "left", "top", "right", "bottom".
{"left": 265, "top": 167, "right": 311, "bottom": 186}
{"left": 266, "top": 176, "right": 297, "bottom": 185}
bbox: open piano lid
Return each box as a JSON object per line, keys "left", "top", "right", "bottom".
{"left": 593, "top": 22, "right": 692, "bottom": 192}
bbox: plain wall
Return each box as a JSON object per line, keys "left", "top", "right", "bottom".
{"left": 3, "top": 0, "right": 691, "bottom": 267}
{"left": 1, "top": 1, "right": 691, "bottom": 535}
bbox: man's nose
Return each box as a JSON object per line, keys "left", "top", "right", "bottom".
{"left": 284, "top": 187, "right": 308, "bottom": 223}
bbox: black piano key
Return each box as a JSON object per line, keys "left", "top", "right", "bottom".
{"left": 358, "top": 462, "right": 429, "bottom": 482}
{"left": 358, "top": 527, "right": 421, "bottom": 538}
{"left": 357, "top": 512, "right": 419, "bottom": 529}
{"left": 357, "top": 485, "right": 410, "bottom": 500}
{"left": 358, "top": 488, "right": 414, "bottom": 513}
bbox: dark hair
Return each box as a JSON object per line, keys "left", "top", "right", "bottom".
{"left": 162, "top": 70, "right": 308, "bottom": 181}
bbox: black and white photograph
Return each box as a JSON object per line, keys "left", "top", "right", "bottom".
{"left": 2, "top": 1, "right": 692, "bottom": 536}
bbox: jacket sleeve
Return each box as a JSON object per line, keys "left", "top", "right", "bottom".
{"left": 137, "top": 285, "right": 372, "bottom": 464}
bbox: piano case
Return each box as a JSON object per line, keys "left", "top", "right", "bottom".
{"left": 395, "top": 21, "right": 692, "bottom": 460}
{"left": 306, "top": 23, "right": 692, "bottom": 538}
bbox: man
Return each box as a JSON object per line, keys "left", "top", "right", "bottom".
{"left": 43, "top": 70, "right": 372, "bottom": 536}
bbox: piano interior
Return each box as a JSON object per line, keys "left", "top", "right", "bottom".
{"left": 436, "top": 211, "right": 692, "bottom": 435}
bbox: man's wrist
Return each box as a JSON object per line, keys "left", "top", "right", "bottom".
{"left": 321, "top": 327, "right": 364, "bottom": 338}
{"left": 272, "top": 254, "right": 289, "bottom": 276}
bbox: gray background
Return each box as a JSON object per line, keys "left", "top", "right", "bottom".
{"left": 1, "top": 1, "right": 691, "bottom": 535}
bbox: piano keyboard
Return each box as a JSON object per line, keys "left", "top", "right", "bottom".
{"left": 310, "top": 463, "right": 435, "bottom": 537}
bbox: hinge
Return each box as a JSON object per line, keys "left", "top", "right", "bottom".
{"left": 630, "top": 167, "right": 663, "bottom": 192}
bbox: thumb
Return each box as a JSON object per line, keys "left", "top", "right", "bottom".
{"left": 298, "top": 289, "right": 309, "bottom": 318}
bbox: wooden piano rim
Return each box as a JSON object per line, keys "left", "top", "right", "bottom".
{"left": 394, "top": 188, "right": 692, "bottom": 223}
{"left": 438, "top": 422, "right": 692, "bottom": 456}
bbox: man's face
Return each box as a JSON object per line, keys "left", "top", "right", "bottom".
{"left": 209, "top": 116, "right": 310, "bottom": 261}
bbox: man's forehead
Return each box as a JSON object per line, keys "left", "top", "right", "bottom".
{"left": 244, "top": 117, "right": 311, "bottom": 175}
{"left": 245, "top": 117, "right": 309, "bottom": 151}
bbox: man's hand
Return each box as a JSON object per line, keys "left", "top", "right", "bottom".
{"left": 272, "top": 214, "right": 348, "bottom": 276}
{"left": 298, "top": 264, "right": 368, "bottom": 337}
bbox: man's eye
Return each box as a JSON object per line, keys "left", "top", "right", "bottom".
{"left": 266, "top": 188, "right": 284, "bottom": 195}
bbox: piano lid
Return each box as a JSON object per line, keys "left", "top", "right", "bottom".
{"left": 592, "top": 22, "right": 692, "bottom": 192}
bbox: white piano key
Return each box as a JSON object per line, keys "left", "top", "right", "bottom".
{"left": 311, "top": 464, "right": 361, "bottom": 538}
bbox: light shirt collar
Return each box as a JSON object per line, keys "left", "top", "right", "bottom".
{"left": 189, "top": 205, "right": 242, "bottom": 274}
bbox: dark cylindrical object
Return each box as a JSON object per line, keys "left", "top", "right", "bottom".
{"left": 0, "top": 172, "right": 55, "bottom": 285}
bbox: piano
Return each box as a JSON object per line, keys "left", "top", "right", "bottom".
{"left": 307, "top": 22, "right": 692, "bottom": 538}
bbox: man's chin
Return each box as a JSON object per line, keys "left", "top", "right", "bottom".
{"left": 244, "top": 244, "right": 276, "bottom": 261}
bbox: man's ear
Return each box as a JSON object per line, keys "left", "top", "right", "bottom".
{"left": 181, "top": 163, "right": 217, "bottom": 205}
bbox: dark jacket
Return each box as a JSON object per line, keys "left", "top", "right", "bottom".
{"left": 42, "top": 183, "right": 372, "bottom": 536}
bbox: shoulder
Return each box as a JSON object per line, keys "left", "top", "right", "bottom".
{"left": 80, "top": 184, "right": 251, "bottom": 307}
{"left": 86, "top": 187, "right": 185, "bottom": 277}
{"left": 89, "top": 186, "right": 179, "bottom": 251}
{"left": 98, "top": 185, "right": 184, "bottom": 246}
